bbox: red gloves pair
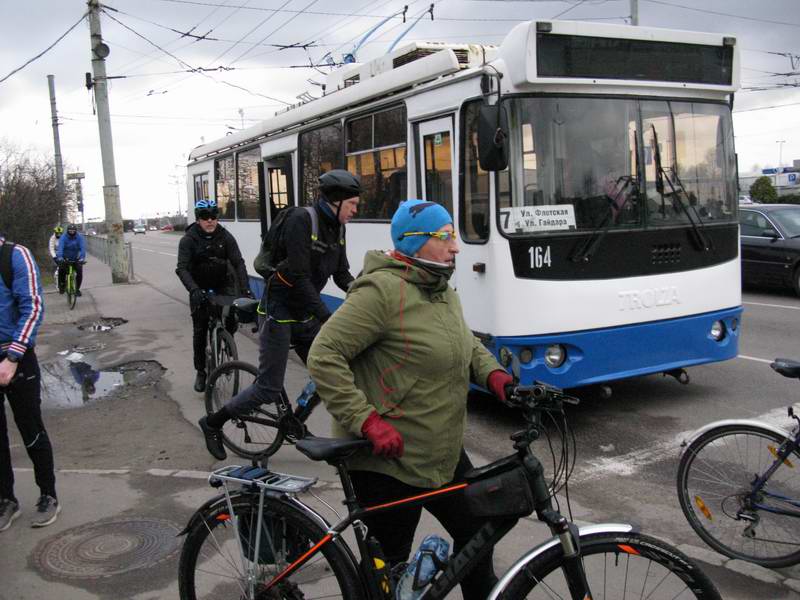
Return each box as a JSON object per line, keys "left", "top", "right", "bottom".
{"left": 361, "top": 411, "right": 404, "bottom": 457}
{"left": 487, "top": 369, "right": 514, "bottom": 403}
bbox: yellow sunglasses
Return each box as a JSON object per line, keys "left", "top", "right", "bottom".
{"left": 400, "top": 231, "right": 457, "bottom": 241}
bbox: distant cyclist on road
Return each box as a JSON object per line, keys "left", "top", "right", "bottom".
{"left": 199, "top": 170, "right": 361, "bottom": 460}
{"left": 55, "top": 224, "right": 85, "bottom": 296}
{"left": 176, "top": 199, "right": 250, "bottom": 393}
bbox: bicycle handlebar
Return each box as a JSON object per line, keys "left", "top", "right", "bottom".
{"left": 503, "top": 382, "right": 580, "bottom": 411}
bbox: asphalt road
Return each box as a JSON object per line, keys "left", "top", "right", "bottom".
{"left": 125, "top": 230, "right": 800, "bottom": 597}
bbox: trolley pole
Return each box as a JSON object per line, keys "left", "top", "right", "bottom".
{"left": 47, "top": 75, "right": 66, "bottom": 224}
{"left": 87, "top": 0, "right": 129, "bottom": 283}
{"left": 630, "top": 0, "right": 639, "bottom": 25}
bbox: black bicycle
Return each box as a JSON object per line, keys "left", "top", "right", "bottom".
{"left": 204, "top": 360, "right": 319, "bottom": 459}
{"left": 677, "top": 357, "right": 800, "bottom": 567}
{"left": 179, "top": 381, "right": 720, "bottom": 599}
{"left": 196, "top": 295, "right": 259, "bottom": 394}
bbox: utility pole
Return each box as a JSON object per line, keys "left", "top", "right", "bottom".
{"left": 47, "top": 75, "right": 66, "bottom": 224}
{"left": 630, "top": 0, "right": 639, "bottom": 25}
{"left": 777, "top": 139, "right": 786, "bottom": 169}
{"left": 88, "top": 0, "right": 129, "bottom": 283}
{"left": 66, "top": 172, "right": 86, "bottom": 231}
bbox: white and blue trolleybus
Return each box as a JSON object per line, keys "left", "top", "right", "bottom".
{"left": 187, "top": 19, "right": 742, "bottom": 390}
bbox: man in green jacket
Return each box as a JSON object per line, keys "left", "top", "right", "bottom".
{"left": 307, "top": 199, "right": 512, "bottom": 600}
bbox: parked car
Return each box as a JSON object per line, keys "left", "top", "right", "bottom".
{"left": 133, "top": 224, "right": 147, "bottom": 235}
{"left": 739, "top": 204, "right": 800, "bottom": 296}
{"left": 160, "top": 224, "right": 174, "bottom": 231}
{"left": 86, "top": 229, "right": 97, "bottom": 236}
{"left": 149, "top": 225, "right": 157, "bottom": 231}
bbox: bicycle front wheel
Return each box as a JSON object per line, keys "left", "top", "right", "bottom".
{"left": 178, "top": 494, "right": 364, "bottom": 600}
{"left": 205, "top": 360, "right": 284, "bottom": 458}
{"left": 677, "top": 424, "right": 800, "bottom": 567}
{"left": 500, "top": 531, "right": 720, "bottom": 599}
{"left": 214, "top": 329, "right": 238, "bottom": 370}
{"left": 67, "top": 269, "right": 77, "bottom": 310}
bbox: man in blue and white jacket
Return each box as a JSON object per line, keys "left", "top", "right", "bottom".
{"left": 0, "top": 236, "right": 60, "bottom": 532}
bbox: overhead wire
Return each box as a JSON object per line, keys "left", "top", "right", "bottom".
{"left": 642, "top": 0, "right": 800, "bottom": 29}
{"left": 0, "top": 10, "right": 89, "bottom": 84}
{"left": 101, "top": 9, "right": 291, "bottom": 104}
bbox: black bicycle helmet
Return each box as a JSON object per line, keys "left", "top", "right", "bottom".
{"left": 318, "top": 169, "right": 362, "bottom": 203}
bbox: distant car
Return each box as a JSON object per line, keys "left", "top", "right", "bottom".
{"left": 133, "top": 224, "right": 146, "bottom": 235}
{"left": 160, "top": 224, "right": 174, "bottom": 231}
{"left": 87, "top": 229, "right": 97, "bottom": 236}
{"left": 739, "top": 204, "right": 800, "bottom": 296}
{"left": 738, "top": 195, "right": 754, "bottom": 204}
{"left": 149, "top": 225, "right": 157, "bottom": 231}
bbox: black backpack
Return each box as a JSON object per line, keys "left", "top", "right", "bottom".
{"left": 253, "top": 206, "right": 343, "bottom": 279}
{"left": 0, "top": 241, "right": 14, "bottom": 291}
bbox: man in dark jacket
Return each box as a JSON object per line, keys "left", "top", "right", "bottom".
{"left": 176, "top": 199, "right": 250, "bottom": 392}
{"left": 199, "top": 170, "right": 361, "bottom": 460}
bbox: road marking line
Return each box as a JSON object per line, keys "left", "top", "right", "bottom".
{"left": 574, "top": 404, "right": 797, "bottom": 483}
{"left": 133, "top": 247, "right": 177, "bottom": 257}
{"left": 744, "top": 301, "right": 800, "bottom": 311}
{"left": 738, "top": 354, "right": 774, "bottom": 364}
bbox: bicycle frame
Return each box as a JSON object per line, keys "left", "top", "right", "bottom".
{"left": 200, "top": 438, "right": 629, "bottom": 600}
{"left": 682, "top": 418, "right": 800, "bottom": 518}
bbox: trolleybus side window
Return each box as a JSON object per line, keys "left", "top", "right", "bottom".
{"left": 214, "top": 155, "right": 236, "bottom": 220}
{"left": 236, "top": 147, "right": 261, "bottom": 221}
{"left": 299, "top": 122, "right": 344, "bottom": 205}
{"left": 460, "top": 101, "right": 491, "bottom": 242}
{"left": 422, "top": 131, "right": 453, "bottom": 215}
{"left": 345, "top": 105, "right": 407, "bottom": 220}
{"left": 193, "top": 172, "right": 209, "bottom": 203}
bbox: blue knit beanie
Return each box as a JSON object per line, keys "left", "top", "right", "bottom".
{"left": 391, "top": 200, "right": 453, "bottom": 256}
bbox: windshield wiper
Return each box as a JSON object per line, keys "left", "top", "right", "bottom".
{"left": 570, "top": 175, "right": 640, "bottom": 263}
{"left": 649, "top": 125, "right": 713, "bottom": 252}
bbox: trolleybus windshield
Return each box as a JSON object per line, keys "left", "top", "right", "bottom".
{"left": 498, "top": 97, "right": 737, "bottom": 238}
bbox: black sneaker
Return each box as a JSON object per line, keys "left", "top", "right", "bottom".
{"left": 58, "top": 288, "right": 65, "bottom": 295}
{"left": 75, "top": 290, "right": 82, "bottom": 297}
{"left": 199, "top": 416, "right": 227, "bottom": 460}
{"left": 193, "top": 371, "right": 207, "bottom": 393}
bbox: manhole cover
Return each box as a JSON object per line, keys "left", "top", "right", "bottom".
{"left": 34, "top": 517, "right": 181, "bottom": 579}
{"left": 77, "top": 317, "right": 128, "bottom": 331}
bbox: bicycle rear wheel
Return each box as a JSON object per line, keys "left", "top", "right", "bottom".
{"left": 677, "top": 424, "right": 800, "bottom": 567}
{"left": 205, "top": 361, "right": 284, "bottom": 458}
{"left": 178, "top": 494, "right": 364, "bottom": 600}
{"left": 500, "top": 531, "right": 720, "bottom": 599}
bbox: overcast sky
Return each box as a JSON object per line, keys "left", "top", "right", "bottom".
{"left": 1, "top": 0, "right": 798, "bottom": 221}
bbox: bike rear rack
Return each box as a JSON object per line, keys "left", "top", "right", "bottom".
{"left": 209, "top": 464, "right": 317, "bottom": 494}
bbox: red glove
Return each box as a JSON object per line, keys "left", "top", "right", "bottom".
{"left": 487, "top": 370, "right": 514, "bottom": 403}
{"left": 361, "top": 411, "right": 404, "bottom": 458}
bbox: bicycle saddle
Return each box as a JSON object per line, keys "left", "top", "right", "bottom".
{"left": 771, "top": 358, "right": 800, "bottom": 379}
{"left": 295, "top": 437, "right": 371, "bottom": 462}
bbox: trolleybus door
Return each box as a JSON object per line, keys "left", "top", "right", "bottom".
{"left": 261, "top": 154, "right": 294, "bottom": 235}
{"left": 415, "top": 115, "right": 492, "bottom": 334}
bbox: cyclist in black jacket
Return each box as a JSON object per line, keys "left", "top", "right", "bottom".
{"left": 176, "top": 200, "right": 250, "bottom": 392}
{"left": 199, "top": 170, "right": 361, "bottom": 460}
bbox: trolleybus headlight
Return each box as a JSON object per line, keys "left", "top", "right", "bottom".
{"left": 519, "top": 347, "right": 534, "bottom": 364}
{"left": 544, "top": 344, "right": 566, "bottom": 368}
{"left": 710, "top": 320, "right": 726, "bottom": 341}
{"left": 499, "top": 346, "right": 513, "bottom": 368}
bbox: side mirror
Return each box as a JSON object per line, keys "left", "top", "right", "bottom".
{"left": 761, "top": 229, "right": 779, "bottom": 240}
{"left": 478, "top": 104, "right": 509, "bottom": 171}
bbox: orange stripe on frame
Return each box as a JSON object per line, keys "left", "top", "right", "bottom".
{"left": 365, "top": 483, "right": 468, "bottom": 512}
{"left": 266, "top": 533, "right": 333, "bottom": 589}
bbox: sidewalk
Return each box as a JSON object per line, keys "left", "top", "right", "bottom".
{"left": 3, "top": 259, "right": 795, "bottom": 599}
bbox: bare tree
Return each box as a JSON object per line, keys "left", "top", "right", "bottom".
{"left": 0, "top": 140, "right": 67, "bottom": 266}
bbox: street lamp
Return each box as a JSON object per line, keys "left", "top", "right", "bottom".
{"left": 777, "top": 140, "right": 786, "bottom": 169}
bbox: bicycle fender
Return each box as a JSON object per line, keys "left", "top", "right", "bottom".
{"left": 177, "top": 492, "right": 227, "bottom": 536}
{"left": 486, "top": 523, "right": 634, "bottom": 600}
{"left": 681, "top": 419, "right": 794, "bottom": 453}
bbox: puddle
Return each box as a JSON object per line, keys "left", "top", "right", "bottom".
{"left": 76, "top": 317, "right": 128, "bottom": 331}
{"left": 40, "top": 359, "right": 165, "bottom": 409}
